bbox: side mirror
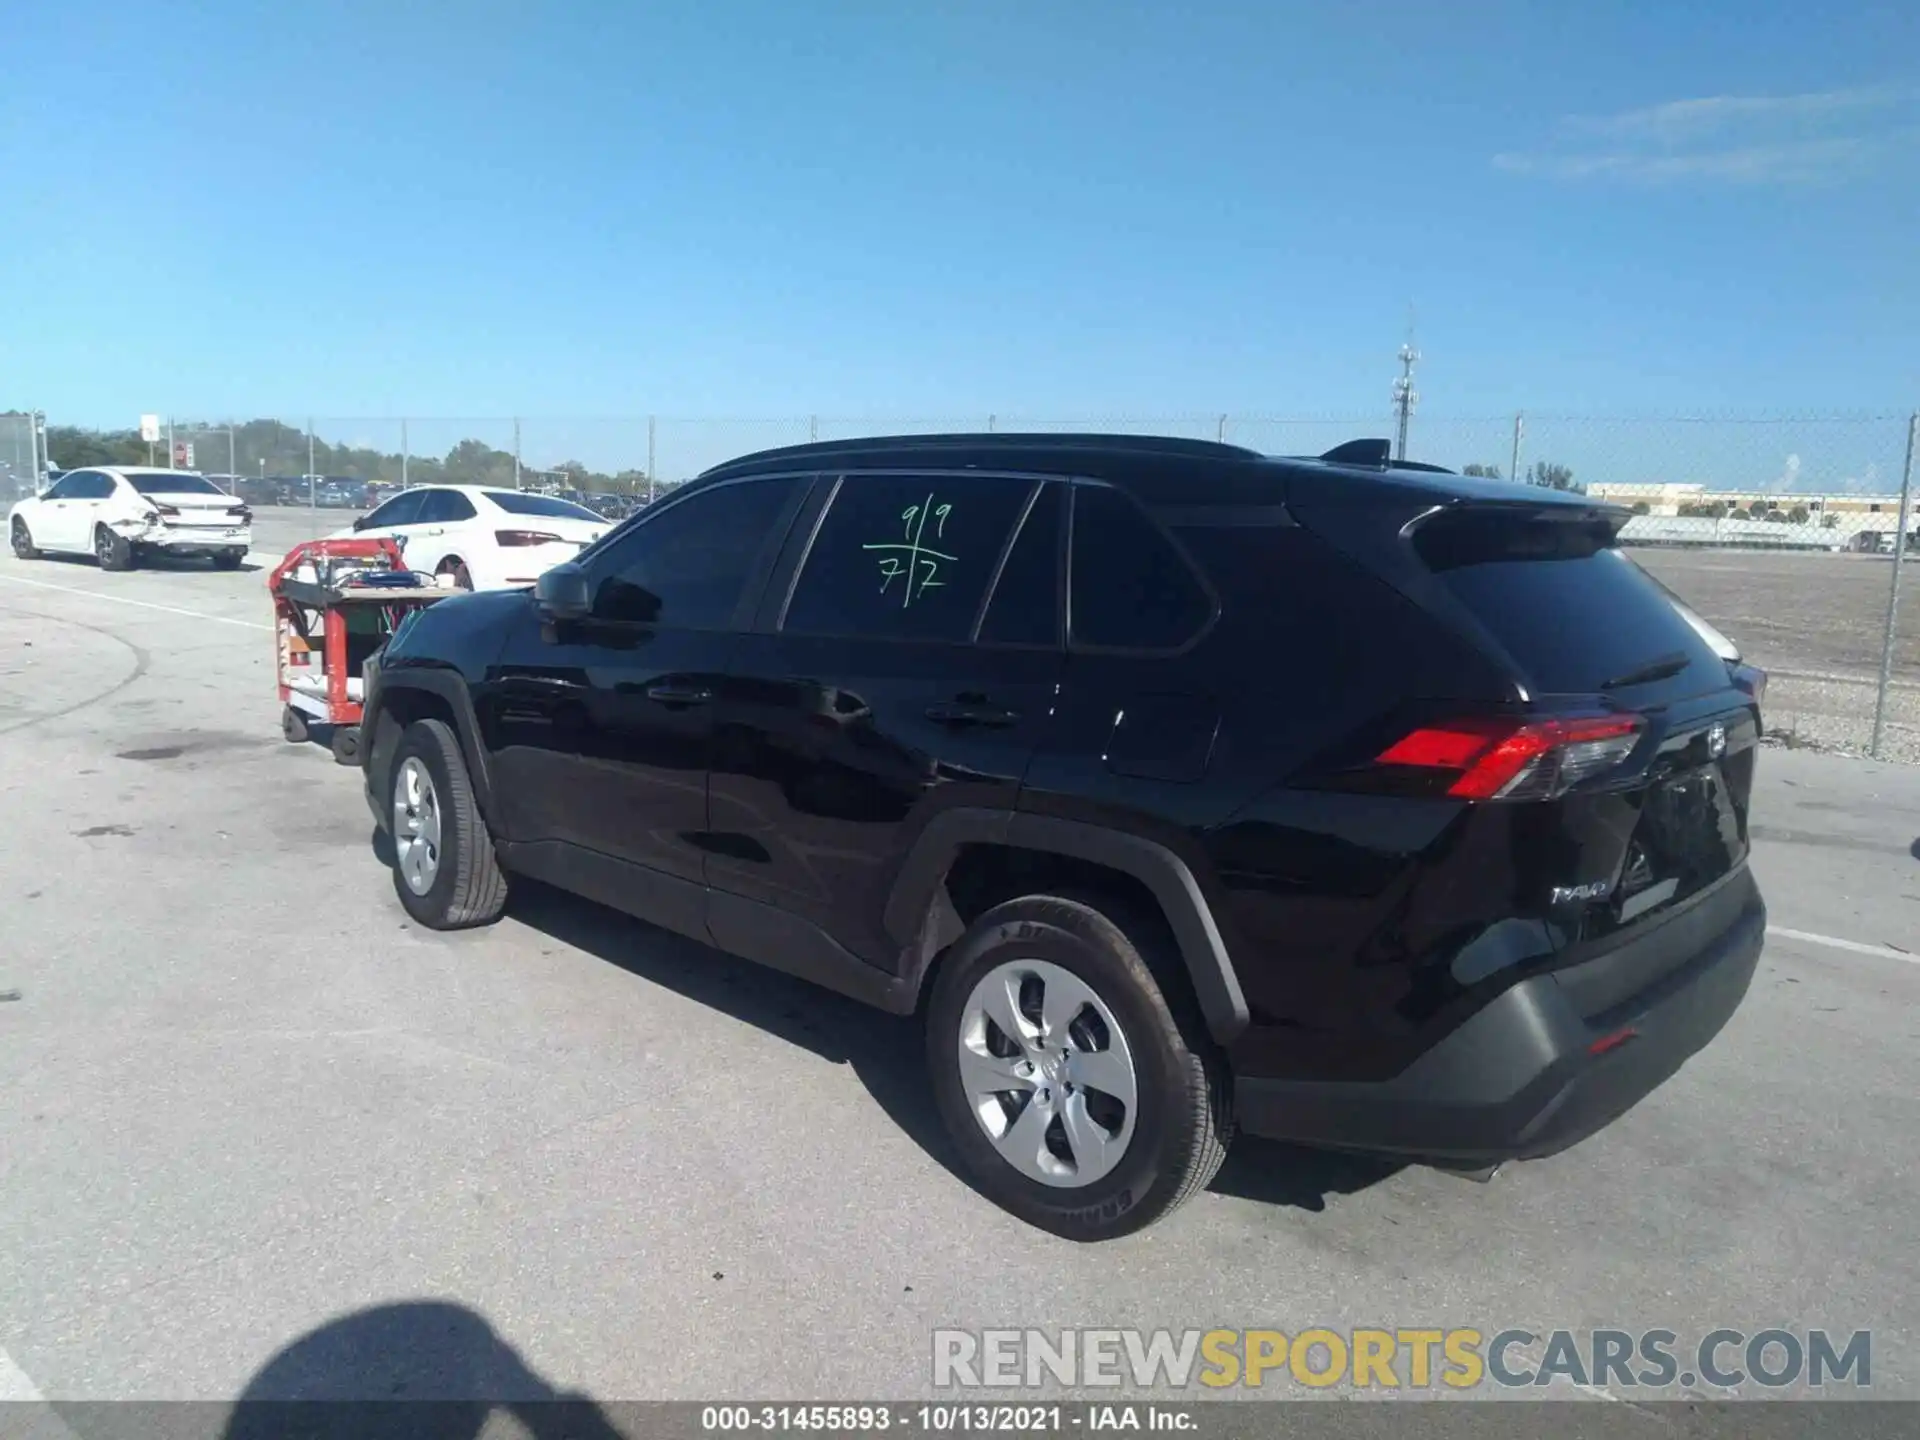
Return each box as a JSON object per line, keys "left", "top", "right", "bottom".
{"left": 535, "top": 562, "right": 592, "bottom": 622}
{"left": 350, "top": 515, "right": 369, "bottom": 532}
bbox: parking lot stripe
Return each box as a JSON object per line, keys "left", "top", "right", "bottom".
{"left": 0, "top": 574, "right": 271, "bottom": 630}
{"left": 1769, "top": 925, "right": 1916, "bottom": 964}
{"left": 0, "top": 1344, "right": 45, "bottom": 1401}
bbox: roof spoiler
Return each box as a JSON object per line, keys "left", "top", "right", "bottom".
{"left": 1318, "top": 439, "right": 1456, "bottom": 475}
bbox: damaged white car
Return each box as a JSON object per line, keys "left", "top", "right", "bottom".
{"left": 9, "top": 467, "right": 253, "bottom": 571}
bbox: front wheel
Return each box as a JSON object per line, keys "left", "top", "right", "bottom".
{"left": 95, "top": 525, "right": 134, "bottom": 572}
{"left": 926, "top": 895, "right": 1231, "bottom": 1240}
{"left": 438, "top": 559, "right": 474, "bottom": 591}
{"left": 387, "top": 717, "right": 508, "bottom": 929}
{"left": 10, "top": 518, "right": 40, "bottom": 560}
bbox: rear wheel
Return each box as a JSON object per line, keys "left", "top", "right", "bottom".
{"left": 10, "top": 518, "right": 39, "bottom": 560}
{"left": 94, "top": 525, "right": 134, "bottom": 572}
{"left": 926, "top": 895, "right": 1231, "bottom": 1240}
{"left": 212, "top": 549, "right": 245, "bottom": 570}
{"left": 281, "top": 706, "right": 309, "bottom": 744}
{"left": 438, "top": 559, "right": 474, "bottom": 591}
{"left": 330, "top": 725, "right": 361, "bottom": 766}
{"left": 388, "top": 718, "right": 508, "bottom": 928}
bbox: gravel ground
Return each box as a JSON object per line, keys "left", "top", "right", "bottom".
{"left": 1631, "top": 549, "right": 1920, "bottom": 763}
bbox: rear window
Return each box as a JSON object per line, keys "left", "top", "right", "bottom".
{"left": 487, "top": 491, "right": 604, "bottom": 522}
{"left": 129, "top": 473, "right": 226, "bottom": 495}
{"left": 1412, "top": 509, "right": 1723, "bottom": 695}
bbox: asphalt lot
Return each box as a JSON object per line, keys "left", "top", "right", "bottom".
{"left": 0, "top": 543, "right": 1917, "bottom": 1414}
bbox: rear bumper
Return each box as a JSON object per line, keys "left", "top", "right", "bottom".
{"left": 132, "top": 525, "right": 252, "bottom": 553}
{"left": 1234, "top": 872, "right": 1765, "bottom": 1165}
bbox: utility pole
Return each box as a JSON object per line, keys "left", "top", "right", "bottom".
{"left": 647, "top": 416, "right": 656, "bottom": 504}
{"left": 167, "top": 417, "right": 176, "bottom": 470}
{"left": 401, "top": 418, "right": 409, "bottom": 490}
{"left": 513, "top": 417, "right": 522, "bottom": 490}
{"left": 1391, "top": 343, "right": 1419, "bottom": 462}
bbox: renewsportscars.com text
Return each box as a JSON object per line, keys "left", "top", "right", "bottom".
{"left": 932, "top": 1328, "right": 1870, "bottom": 1392}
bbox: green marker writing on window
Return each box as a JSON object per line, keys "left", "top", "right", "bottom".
{"left": 862, "top": 493, "right": 958, "bottom": 608}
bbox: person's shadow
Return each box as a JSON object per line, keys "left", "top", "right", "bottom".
{"left": 217, "top": 1301, "right": 627, "bottom": 1440}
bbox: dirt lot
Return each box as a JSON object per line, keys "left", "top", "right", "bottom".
{"left": 1633, "top": 548, "right": 1920, "bottom": 678}
{"left": 1631, "top": 548, "right": 1920, "bottom": 760}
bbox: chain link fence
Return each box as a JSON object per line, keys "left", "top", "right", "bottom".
{"left": 1, "top": 411, "right": 42, "bottom": 507}
{"left": 14, "top": 408, "right": 1917, "bottom": 760}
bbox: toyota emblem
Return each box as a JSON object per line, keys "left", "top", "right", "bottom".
{"left": 1706, "top": 722, "right": 1727, "bottom": 759}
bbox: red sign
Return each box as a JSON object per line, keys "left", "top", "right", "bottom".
{"left": 173, "top": 442, "right": 188, "bottom": 467}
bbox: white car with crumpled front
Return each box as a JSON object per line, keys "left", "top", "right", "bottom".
{"left": 9, "top": 467, "right": 252, "bottom": 571}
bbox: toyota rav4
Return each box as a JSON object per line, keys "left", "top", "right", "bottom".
{"left": 357, "top": 433, "right": 1767, "bottom": 1239}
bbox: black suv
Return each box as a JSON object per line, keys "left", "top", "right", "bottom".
{"left": 359, "top": 434, "right": 1767, "bottom": 1239}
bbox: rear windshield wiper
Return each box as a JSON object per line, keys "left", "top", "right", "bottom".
{"left": 1599, "top": 651, "right": 1692, "bottom": 690}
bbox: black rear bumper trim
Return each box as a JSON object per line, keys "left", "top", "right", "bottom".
{"left": 1234, "top": 889, "right": 1766, "bottom": 1164}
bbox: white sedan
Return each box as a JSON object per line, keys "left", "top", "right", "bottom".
{"left": 331, "top": 484, "right": 610, "bottom": 590}
{"left": 9, "top": 467, "right": 253, "bottom": 570}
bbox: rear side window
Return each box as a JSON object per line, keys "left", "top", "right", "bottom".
{"left": 416, "top": 490, "right": 477, "bottom": 523}
{"left": 784, "top": 472, "right": 1035, "bottom": 643}
{"left": 1413, "top": 509, "right": 1722, "bottom": 695}
{"left": 1068, "top": 484, "right": 1213, "bottom": 651}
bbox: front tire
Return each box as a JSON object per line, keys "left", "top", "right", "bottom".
{"left": 387, "top": 717, "right": 508, "bottom": 929}
{"left": 95, "top": 525, "right": 134, "bottom": 571}
{"left": 10, "top": 518, "right": 40, "bottom": 559}
{"left": 926, "top": 895, "right": 1231, "bottom": 1240}
{"left": 438, "top": 559, "right": 474, "bottom": 591}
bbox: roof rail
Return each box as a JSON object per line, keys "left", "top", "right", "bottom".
{"left": 700, "top": 431, "right": 1262, "bottom": 477}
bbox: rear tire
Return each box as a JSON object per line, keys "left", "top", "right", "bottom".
{"left": 281, "top": 706, "right": 309, "bottom": 744}
{"left": 438, "top": 559, "right": 474, "bottom": 591}
{"left": 387, "top": 718, "right": 508, "bottom": 929}
{"left": 10, "top": 518, "right": 40, "bottom": 560}
{"left": 95, "top": 525, "right": 134, "bottom": 572}
{"left": 212, "top": 549, "right": 245, "bottom": 570}
{"left": 926, "top": 895, "right": 1231, "bottom": 1240}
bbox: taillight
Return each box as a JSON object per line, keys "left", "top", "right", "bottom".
{"left": 150, "top": 503, "right": 180, "bottom": 517}
{"left": 1732, "top": 664, "right": 1767, "bottom": 709}
{"left": 495, "top": 530, "right": 565, "bottom": 547}
{"left": 1375, "top": 713, "right": 1645, "bottom": 801}
{"left": 234, "top": 505, "right": 253, "bottom": 522}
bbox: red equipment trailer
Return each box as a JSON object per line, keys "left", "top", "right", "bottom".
{"left": 268, "top": 537, "right": 454, "bottom": 764}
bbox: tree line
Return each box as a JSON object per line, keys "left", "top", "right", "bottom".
{"left": 1460, "top": 460, "right": 1580, "bottom": 490}
{"left": 42, "top": 419, "right": 656, "bottom": 495}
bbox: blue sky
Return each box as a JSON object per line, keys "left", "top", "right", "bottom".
{"left": 2, "top": 1, "right": 1916, "bottom": 480}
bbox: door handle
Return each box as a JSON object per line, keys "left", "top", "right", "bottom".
{"left": 647, "top": 683, "right": 713, "bottom": 706}
{"left": 925, "top": 700, "right": 1019, "bottom": 727}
